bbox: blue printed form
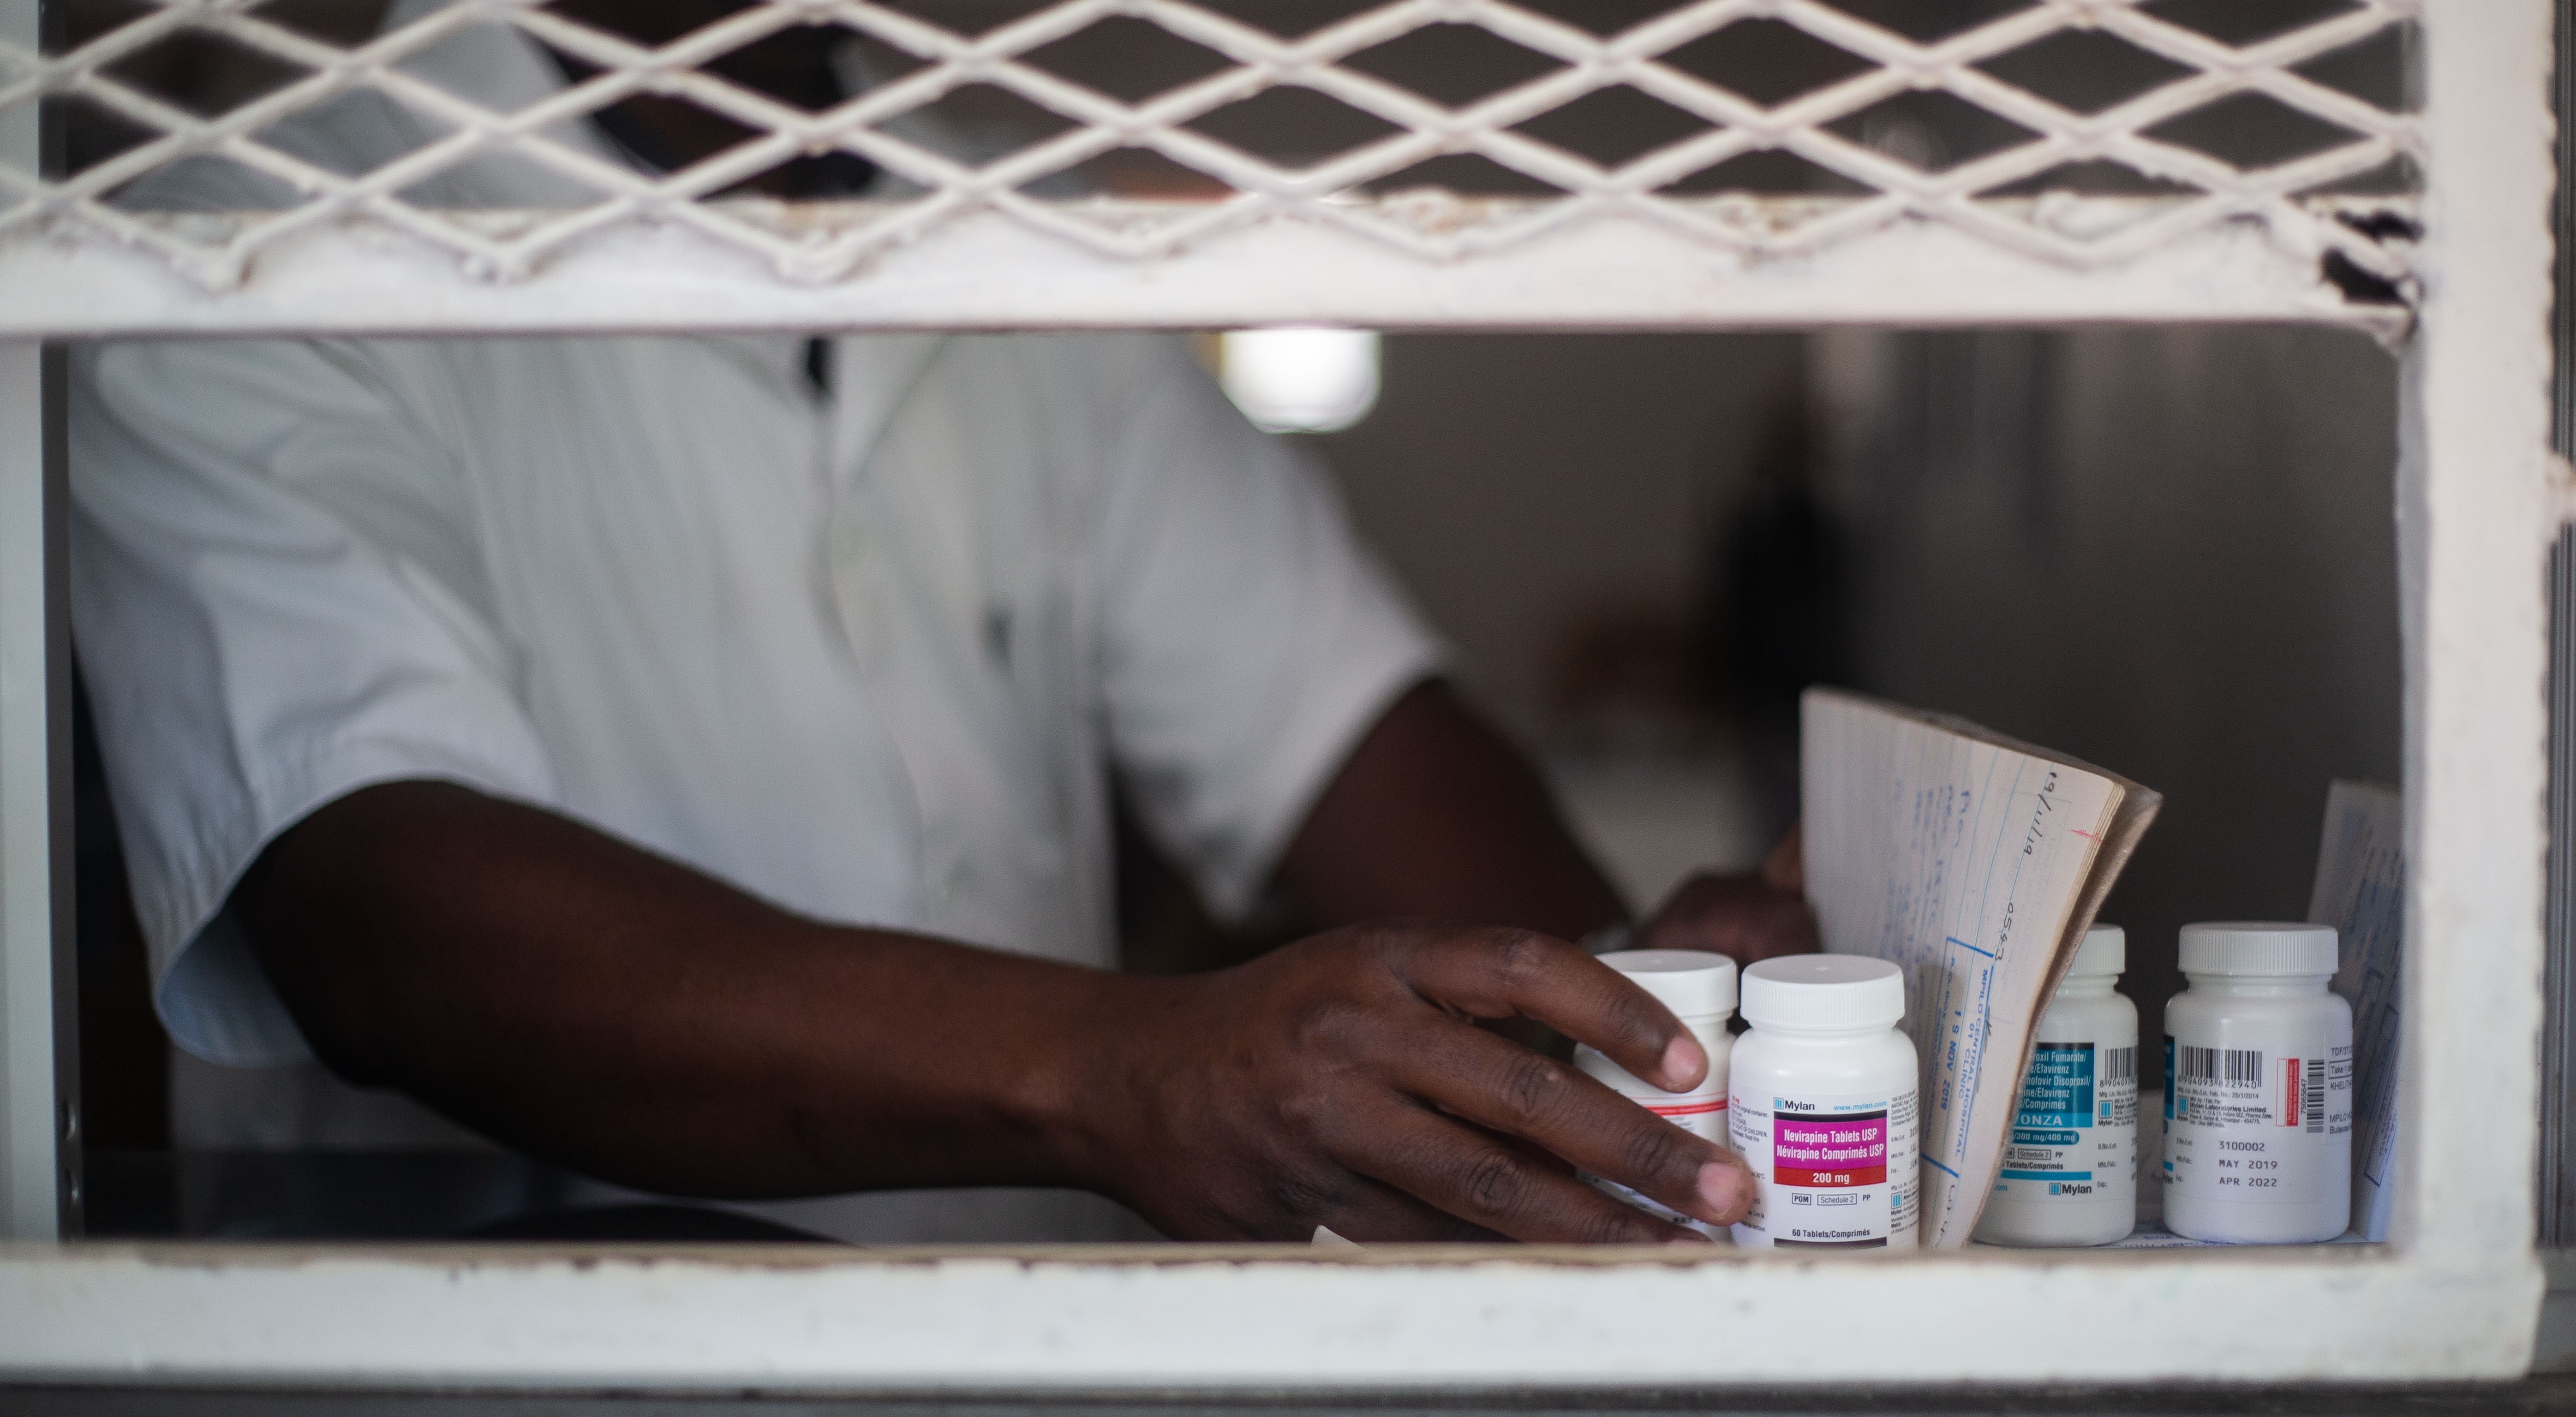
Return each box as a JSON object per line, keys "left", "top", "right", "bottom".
{"left": 1800, "top": 690, "right": 2163, "bottom": 1248}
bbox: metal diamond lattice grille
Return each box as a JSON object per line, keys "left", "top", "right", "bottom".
{"left": 1, "top": 0, "right": 2419, "bottom": 301}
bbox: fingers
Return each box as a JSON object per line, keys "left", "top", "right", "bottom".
{"left": 1391, "top": 926, "right": 1703, "bottom": 1094}
{"left": 1309, "top": 1171, "right": 1506, "bottom": 1244}
{"left": 1334, "top": 1094, "right": 1716, "bottom": 1245}
{"left": 1384, "top": 1012, "right": 1755, "bottom": 1230}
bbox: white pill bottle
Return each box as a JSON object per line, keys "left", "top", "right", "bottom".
{"left": 1973, "top": 924, "right": 2139, "bottom": 1247}
{"left": 2163, "top": 922, "right": 2354, "bottom": 1244}
{"left": 1572, "top": 949, "right": 1737, "bottom": 1238}
{"left": 1729, "top": 955, "right": 1919, "bottom": 1250}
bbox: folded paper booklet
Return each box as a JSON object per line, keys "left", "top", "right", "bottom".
{"left": 1801, "top": 689, "right": 2163, "bottom": 1249}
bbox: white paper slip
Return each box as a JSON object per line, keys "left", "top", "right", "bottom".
{"left": 2305, "top": 779, "right": 2403, "bottom": 1243}
{"left": 1800, "top": 689, "right": 2162, "bottom": 1249}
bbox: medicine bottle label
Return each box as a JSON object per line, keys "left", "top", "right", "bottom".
{"left": 1730, "top": 1088, "right": 1918, "bottom": 1248}
{"left": 2164, "top": 1033, "right": 2354, "bottom": 1203}
{"left": 1583, "top": 1093, "right": 1727, "bottom": 1238}
{"left": 1996, "top": 1042, "right": 2136, "bottom": 1203}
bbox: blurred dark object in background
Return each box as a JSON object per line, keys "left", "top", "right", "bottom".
{"left": 1700, "top": 397, "right": 1853, "bottom": 840}
{"left": 73, "top": 671, "right": 167, "bottom": 1177}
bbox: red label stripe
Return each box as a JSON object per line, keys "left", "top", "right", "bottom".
{"left": 1648, "top": 1098, "right": 1728, "bottom": 1118}
{"left": 1778, "top": 1166, "right": 1888, "bottom": 1188}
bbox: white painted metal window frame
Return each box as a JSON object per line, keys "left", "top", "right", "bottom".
{"left": 0, "top": 0, "right": 2555, "bottom": 1391}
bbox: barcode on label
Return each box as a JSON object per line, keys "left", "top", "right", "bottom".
{"left": 2178, "top": 1046, "right": 2264, "bottom": 1084}
{"left": 2101, "top": 1046, "right": 2135, "bottom": 1083}
{"left": 2304, "top": 1057, "right": 2325, "bottom": 1133}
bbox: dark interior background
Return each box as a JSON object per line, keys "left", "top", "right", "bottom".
{"left": 1302, "top": 326, "right": 2399, "bottom": 1081}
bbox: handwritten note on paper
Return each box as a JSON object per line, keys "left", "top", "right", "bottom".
{"left": 2305, "top": 780, "right": 2403, "bottom": 1242}
{"left": 1801, "top": 690, "right": 2159, "bottom": 1248}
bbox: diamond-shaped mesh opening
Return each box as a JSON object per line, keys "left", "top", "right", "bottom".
{"left": 1181, "top": 85, "right": 1405, "bottom": 170}
{"left": 2143, "top": 91, "right": 2365, "bottom": 172}
{"left": 1016, "top": 17, "right": 1237, "bottom": 106}
{"left": 836, "top": 32, "right": 934, "bottom": 91}
{"left": 1339, "top": 23, "right": 1566, "bottom": 110}
{"left": 1363, "top": 152, "right": 1566, "bottom": 198}
{"left": 109, "top": 151, "right": 305, "bottom": 214}
{"left": 581, "top": 91, "right": 767, "bottom": 177}
{"left": 1978, "top": 159, "right": 2204, "bottom": 200}
{"left": 1160, "top": 1, "right": 1387, "bottom": 40}
{"left": 48, "top": 92, "right": 164, "bottom": 178}
{"left": 714, "top": 149, "right": 882, "bottom": 200}
{"left": 691, "top": 24, "right": 870, "bottom": 115}
{"left": 1827, "top": 90, "right": 2039, "bottom": 173}
{"left": 860, "top": 1, "right": 1066, "bottom": 38}
{"left": 873, "top": 83, "right": 1080, "bottom": 169}
{"left": 248, "top": 88, "right": 441, "bottom": 179}
{"left": 534, "top": 0, "right": 714, "bottom": 47}
{"left": 1058, "top": 145, "right": 1232, "bottom": 199}
{"left": 1653, "top": 20, "right": 1876, "bottom": 111}
{"left": 529, "top": 10, "right": 860, "bottom": 119}
{"left": 241, "top": 0, "right": 381, "bottom": 49}
{"left": 388, "top": 28, "right": 568, "bottom": 120}
{"left": 2296, "top": 152, "right": 2420, "bottom": 197}
{"left": 2293, "top": 22, "right": 2416, "bottom": 114}
{"left": 1811, "top": 0, "right": 2043, "bottom": 45}
{"left": 1974, "top": 30, "right": 2198, "bottom": 115}
{"left": 2140, "top": 0, "right": 2367, "bottom": 49}
{"left": 1659, "top": 148, "right": 1873, "bottom": 197}
{"left": 1510, "top": 85, "right": 1716, "bottom": 170}
{"left": 59, "top": 0, "right": 162, "bottom": 54}
{"left": 392, "top": 142, "right": 621, "bottom": 211}
{"left": 101, "top": 24, "right": 314, "bottom": 120}
{"left": 1512, "top": 0, "right": 1705, "bottom": 39}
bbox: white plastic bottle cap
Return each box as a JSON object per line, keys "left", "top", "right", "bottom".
{"left": 2067, "top": 923, "right": 2125, "bottom": 977}
{"left": 1740, "top": 955, "right": 1905, "bottom": 1031}
{"left": 2177, "top": 921, "right": 2339, "bottom": 977}
{"left": 1596, "top": 948, "right": 1737, "bottom": 1020}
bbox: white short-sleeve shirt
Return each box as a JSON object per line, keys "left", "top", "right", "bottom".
{"left": 68, "top": 11, "right": 1440, "bottom": 1177}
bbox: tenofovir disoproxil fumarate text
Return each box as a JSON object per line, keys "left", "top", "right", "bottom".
{"left": 1972, "top": 923, "right": 2139, "bottom": 1247}
{"left": 1572, "top": 948, "right": 1737, "bottom": 1239}
{"left": 1729, "top": 954, "right": 1918, "bottom": 1250}
{"left": 2162, "top": 921, "right": 2353, "bottom": 1244}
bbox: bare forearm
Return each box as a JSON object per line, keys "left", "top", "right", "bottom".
{"left": 1275, "top": 679, "right": 1626, "bottom": 941}
{"left": 233, "top": 781, "right": 1126, "bottom": 1199}
{"left": 229, "top": 779, "right": 1763, "bottom": 1244}
{"left": 223, "top": 695, "right": 1792, "bottom": 1243}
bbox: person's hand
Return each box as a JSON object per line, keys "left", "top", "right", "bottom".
{"left": 1635, "top": 827, "right": 1818, "bottom": 966}
{"left": 1073, "top": 921, "right": 1758, "bottom": 1244}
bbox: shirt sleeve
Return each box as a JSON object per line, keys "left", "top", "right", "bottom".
{"left": 1095, "top": 343, "right": 1444, "bottom": 920}
{"left": 69, "top": 339, "right": 557, "bottom": 1067}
